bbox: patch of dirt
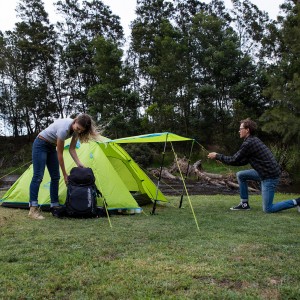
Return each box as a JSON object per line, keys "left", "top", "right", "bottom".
{"left": 157, "top": 178, "right": 244, "bottom": 196}
{"left": 153, "top": 178, "right": 296, "bottom": 195}
{"left": 0, "top": 175, "right": 296, "bottom": 195}
{"left": 0, "top": 175, "right": 20, "bottom": 190}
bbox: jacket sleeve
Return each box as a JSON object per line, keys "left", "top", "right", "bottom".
{"left": 216, "top": 142, "right": 249, "bottom": 166}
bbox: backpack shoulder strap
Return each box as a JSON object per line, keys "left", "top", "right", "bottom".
{"left": 94, "top": 184, "right": 102, "bottom": 198}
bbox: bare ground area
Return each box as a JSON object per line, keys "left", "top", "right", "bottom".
{"left": 0, "top": 175, "right": 20, "bottom": 190}
{"left": 0, "top": 174, "right": 296, "bottom": 195}
{"left": 157, "top": 178, "right": 298, "bottom": 196}
{"left": 0, "top": 175, "right": 240, "bottom": 195}
{"left": 156, "top": 178, "right": 253, "bottom": 196}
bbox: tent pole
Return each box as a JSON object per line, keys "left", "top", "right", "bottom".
{"left": 179, "top": 139, "right": 195, "bottom": 208}
{"left": 151, "top": 134, "right": 168, "bottom": 215}
{"left": 103, "top": 198, "right": 113, "bottom": 228}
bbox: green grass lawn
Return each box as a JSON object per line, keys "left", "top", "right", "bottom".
{"left": 0, "top": 193, "right": 300, "bottom": 299}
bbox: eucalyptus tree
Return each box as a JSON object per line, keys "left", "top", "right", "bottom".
{"left": 188, "top": 1, "right": 261, "bottom": 147}
{"left": 130, "top": 0, "right": 182, "bottom": 133}
{"left": 228, "top": 1, "right": 274, "bottom": 129}
{"left": 230, "top": 0, "right": 271, "bottom": 58}
{"left": 0, "top": 0, "right": 58, "bottom": 136}
{"left": 189, "top": 11, "right": 236, "bottom": 142}
{"left": 88, "top": 36, "right": 141, "bottom": 138}
{"left": 129, "top": 0, "right": 263, "bottom": 144}
{"left": 260, "top": 0, "right": 300, "bottom": 145}
{"left": 169, "top": 0, "right": 208, "bottom": 137}
{"left": 0, "top": 32, "right": 23, "bottom": 137}
{"left": 55, "top": 0, "right": 124, "bottom": 119}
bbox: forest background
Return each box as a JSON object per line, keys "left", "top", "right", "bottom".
{"left": 0, "top": 0, "right": 300, "bottom": 182}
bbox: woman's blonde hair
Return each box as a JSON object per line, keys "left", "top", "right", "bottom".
{"left": 74, "top": 113, "right": 101, "bottom": 143}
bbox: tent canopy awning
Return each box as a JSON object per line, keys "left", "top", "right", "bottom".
{"left": 111, "top": 132, "right": 193, "bottom": 144}
{"left": 64, "top": 135, "right": 111, "bottom": 149}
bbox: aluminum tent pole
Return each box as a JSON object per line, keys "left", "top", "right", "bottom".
{"left": 179, "top": 139, "right": 195, "bottom": 208}
{"left": 151, "top": 133, "right": 168, "bottom": 215}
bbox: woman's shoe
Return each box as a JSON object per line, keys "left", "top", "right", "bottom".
{"left": 28, "top": 207, "right": 45, "bottom": 220}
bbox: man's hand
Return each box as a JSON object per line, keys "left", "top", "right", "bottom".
{"left": 207, "top": 152, "right": 217, "bottom": 159}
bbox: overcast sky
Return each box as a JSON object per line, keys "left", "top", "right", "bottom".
{"left": 0, "top": 0, "right": 284, "bottom": 37}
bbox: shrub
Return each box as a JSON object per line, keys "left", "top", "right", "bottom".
{"left": 270, "top": 144, "right": 299, "bottom": 176}
{"left": 123, "top": 144, "right": 154, "bottom": 168}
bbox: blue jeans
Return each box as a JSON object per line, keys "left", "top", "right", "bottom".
{"left": 236, "top": 169, "right": 295, "bottom": 213}
{"left": 29, "top": 138, "right": 60, "bottom": 207}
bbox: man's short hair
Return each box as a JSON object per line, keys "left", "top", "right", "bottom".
{"left": 240, "top": 118, "right": 257, "bottom": 135}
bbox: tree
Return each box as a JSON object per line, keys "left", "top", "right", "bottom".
{"left": 0, "top": 0, "right": 58, "bottom": 136}
{"left": 130, "top": 0, "right": 195, "bottom": 133}
{"left": 189, "top": 7, "right": 260, "bottom": 147}
{"left": 260, "top": 0, "right": 300, "bottom": 145}
{"left": 88, "top": 36, "right": 140, "bottom": 138}
{"left": 55, "top": 0, "right": 124, "bottom": 118}
{"left": 230, "top": 0, "right": 271, "bottom": 58}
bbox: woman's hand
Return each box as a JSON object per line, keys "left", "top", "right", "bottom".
{"left": 69, "top": 136, "right": 85, "bottom": 168}
{"left": 64, "top": 174, "right": 68, "bottom": 185}
{"left": 77, "top": 161, "right": 85, "bottom": 168}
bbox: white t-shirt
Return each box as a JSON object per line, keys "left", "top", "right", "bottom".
{"left": 39, "top": 118, "right": 74, "bottom": 144}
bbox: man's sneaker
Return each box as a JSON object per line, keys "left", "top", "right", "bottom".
{"left": 230, "top": 202, "right": 250, "bottom": 211}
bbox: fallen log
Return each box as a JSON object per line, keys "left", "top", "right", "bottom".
{"left": 200, "top": 171, "right": 224, "bottom": 179}
{"left": 149, "top": 157, "right": 261, "bottom": 193}
{"left": 225, "top": 180, "right": 258, "bottom": 192}
{"left": 149, "top": 168, "right": 179, "bottom": 180}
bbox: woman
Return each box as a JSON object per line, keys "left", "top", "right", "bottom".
{"left": 29, "top": 114, "right": 99, "bottom": 219}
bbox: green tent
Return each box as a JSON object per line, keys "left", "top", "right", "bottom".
{"left": 112, "top": 132, "right": 192, "bottom": 144}
{"left": 0, "top": 137, "right": 168, "bottom": 211}
{"left": 112, "top": 132, "right": 194, "bottom": 214}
